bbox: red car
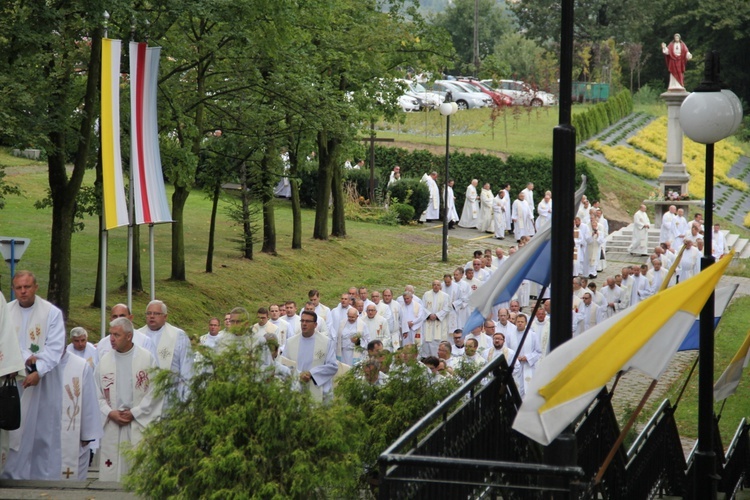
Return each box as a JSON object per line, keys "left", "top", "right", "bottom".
{"left": 458, "top": 79, "right": 513, "bottom": 107}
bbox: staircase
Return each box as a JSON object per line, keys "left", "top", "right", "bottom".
{"left": 606, "top": 225, "right": 750, "bottom": 261}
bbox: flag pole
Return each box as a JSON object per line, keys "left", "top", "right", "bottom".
{"left": 672, "top": 356, "right": 699, "bottom": 410}
{"left": 101, "top": 10, "right": 110, "bottom": 339}
{"left": 149, "top": 223, "right": 155, "bottom": 300}
{"left": 592, "top": 378, "right": 658, "bottom": 487}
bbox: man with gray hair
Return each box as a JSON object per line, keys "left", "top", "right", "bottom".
{"left": 96, "top": 317, "right": 162, "bottom": 482}
{"left": 137, "top": 299, "right": 193, "bottom": 401}
{"left": 98, "top": 303, "right": 157, "bottom": 363}
{"left": 66, "top": 326, "right": 98, "bottom": 368}
{"left": 400, "top": 291, "right": 425, "bottom": 347}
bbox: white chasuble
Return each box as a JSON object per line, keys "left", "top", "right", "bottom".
{"left": 96, "top": 345, "right": 162, "bottom": 482}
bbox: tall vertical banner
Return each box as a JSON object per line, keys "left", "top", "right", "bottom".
{"left": 101, "top": 38, "right": 129, "bottom": 230}
{"left": 130, "top": 42, "right": 172, "bottom": 225}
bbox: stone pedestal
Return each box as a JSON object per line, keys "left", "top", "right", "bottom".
{"left": 659, "top": 90, "right": 690, "bottom": 197}
{"left": 645, "top": 200, "right": 704, "bottom": 229}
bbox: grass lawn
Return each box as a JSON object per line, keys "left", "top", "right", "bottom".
{"left": 0, "top": 156, "right": 474, "bottom": 342}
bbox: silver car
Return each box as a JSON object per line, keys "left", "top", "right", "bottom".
{"left": 430, "top": 80, "right": 492, "bottom": 109}
{"left": 496, "top": 80, "right": 557, "bottom": 106}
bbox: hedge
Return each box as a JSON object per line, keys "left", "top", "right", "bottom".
{"left": 377, "top": 146, "right": 600, "bottom": 213}
{"left": 571, "top": 89, "right": 634, "bottom": 144}
{"left": 295, "top": 146, "right": 601, "bottom": 219}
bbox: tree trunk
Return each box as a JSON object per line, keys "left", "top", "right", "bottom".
{"left": 313, "top": 130, "right": 334, "bottom": 240}
{"left": 261, "top": 147, "right": 277, "bottom": 255}
{"left": 288, "top": 149, "right": 302, "bottom": 250}
{"left": 330, "top": 144, "right": 346, "bottom": 238}
{"left": 170, "top": 185, "right": 190, "bottom": 281}
{"left": 206, "top": 182, "right": 220, "bottom": 272}
{"left": 240, "top": 162, "right": 253, "bottom": 260}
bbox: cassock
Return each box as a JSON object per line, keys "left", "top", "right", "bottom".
{"left": 493, "top": 194, "right": 507, "bottom": 238}
{"left": 66, "top": 342, "right": 98, "bottom": 368}
{"left": 477, "top": 188, "right": 494, "bottom": 233}
{"left": 600, "top": 285, "right": 622, "bottom": 318}
{"left": 0, "top": 292, "right": 25, "bottom": 477}
{"left": 512, "top": 198, "right": 535, "bottom": 240}
{"left": 521, "top": 188, "right": 535, "bottom": 216}
{"left": 459, "top": 183, "right": 479, "bottom": 228}
{"left": 57, "top": 351, "right": 102, "bottom": 480}
{"left": 3, "top": 296, "right": 65, "bottom": 480}
{"left": 674, "top": 215, "right": 689, "bottom": 249}
{"left": 335, "top": 318, "right": 370, "bottom": 365}
{"left": 505, "top": 328, "right": 542, "bottom": 397}
{"left": 536, "top": 199, "right": 552, "bottom": 233}
{"left": 96, "top": 344, "right": 163, "bottom": 482}
{"left": 424, "top": 175, "right": 440, "bottom": 220}
{"left": 282, "top": 332, "right": 338, "bottom": 401}
{"left": 629, "top": 275, "right": 648, "bottom": 306}
{"left": 420, "top": 290, "right": 452, "bottom": 357}
{"left": 629, "top": 210, "right": 651, "bottom": 255}
{"left": 400, "top": 301, "right": 425, "bottom": 346}
{"left": 138, "top": 323, "right": 193, "bottom": 402}
{"left": 660, "top": 211, "right": 675, "bottom": 245}
{"left": 678, "top": 246, "right": 701, "bottom": 282}
{"left": 451, "top": 281, "right": 470, "bottom": 331}
{"left": 583, "top": 227, "right": 605, "bottom": 277}
{"left": 444, "top": 185, "right": 459, "bottom": 224}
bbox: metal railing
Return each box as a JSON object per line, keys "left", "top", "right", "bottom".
{"left": 378, "top": 355, "right": 586, "bottom": 499}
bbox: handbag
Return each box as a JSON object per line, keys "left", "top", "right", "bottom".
{"left": 0, "top": 374, "right": 21, "bottom": 430}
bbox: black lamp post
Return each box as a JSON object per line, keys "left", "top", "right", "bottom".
{"left": 679, "top": 50, "right": 743, "bottom": 500}
{"left": 440, "top": 92, "right": 458, "bottom": 263}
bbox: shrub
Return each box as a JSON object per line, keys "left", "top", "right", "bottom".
{"left": 344, "top": 167, "right": 382, "bottom": 202}
{"left": 388, "top": 178, "right": 429, "bottom": 220}
{"left": 390, "top": 202, "right": 415, "bottom": 224}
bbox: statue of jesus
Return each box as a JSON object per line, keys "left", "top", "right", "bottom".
{"left": 661, "top": 33, "right": 692, "bottom": 91}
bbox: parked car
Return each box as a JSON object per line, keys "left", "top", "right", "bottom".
{"left": 398, "top": 93, "right": 421, "bottom": 112}
{"left": 429, "top": 80, "right": 492, "bottom": 109}
{"left": 494, "top": 80, "right": 557, "bottom": 107}
{"left": 457, "top": 78, "right": 513, "bottom": 107}
{"left": 397, "top": 79, "right": 444, "bottom": 110}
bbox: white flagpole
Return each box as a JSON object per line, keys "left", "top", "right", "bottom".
{"left": 101, "top": 230, "right": 108, "bottom": 341}
{"left": 127, "top": 180, "right": 134, "bottom": 312}
{"left": 149, "top": 223, "right": 155, "bottom": 300}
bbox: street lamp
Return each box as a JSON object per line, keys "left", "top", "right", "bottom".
{"left": 679, "top": 50, "right": 742, "bottom": 500}
{"left": 440, "top": 93, "right": 458, "bottom": 263}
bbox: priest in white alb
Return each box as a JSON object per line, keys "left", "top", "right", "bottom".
{"left": 281, "top": 311, "right": 339, "bottom": 402}
{"left": 400, "top": 292, "right": 425, "bottom": 347}
{"left": 459, "top": 179, "right": 479, "bottom": 228}
{"left": 629, "top": 204, "right": 651, "bottom": 255}
{"left": 56, "top": 349, "right": 102, "bottom": 480}
{"left": 2, "top": 271, "right": 65, "bottom": 480}
{"left": 512, "top": 191, "right": 535, "bottom": 241}
{"left": 424, "top": 171, "right": 441, "bottom": 221}
{"left": 492, "top": 189, "right": 508, "bottom": 239}
{"left": 362, "top": 304, "right": 397, "bottom": 351}
{"left": 335, "top": 307, "right": 370, "bottom": 366}
{"left": 96, "top": 318, "right": 162, "bottom": 482}
{"left": 66, "top": 327, "right": 98, "bottom": 368}
{"left": 0, "top": 290, "right": 25, "bottom": 476}
{"left": 420, "top": 280, "right": 452, "bottom": 358}
{"left": 138, "top": 300, "right": 193, "bottom": 402}
{"left": 444, "top": 179, "right": 460, "bottom": 229}
{"left": 476, "top": 183, "right": 494, "bottom": 233}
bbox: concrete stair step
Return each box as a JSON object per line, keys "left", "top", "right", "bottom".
{"left": 740, "top": 241, "right": 750, "bottom": 259}
{"left": 733, "top": 238, "right": 749, "bottom": 258}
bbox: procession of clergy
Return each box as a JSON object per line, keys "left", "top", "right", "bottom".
{"left": 0, "top": 185, "right": 722, "bottom": 484}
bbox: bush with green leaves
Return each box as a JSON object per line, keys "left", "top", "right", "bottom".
{"left": 335, "top": 351, "right": 461, "bottom": 477}
{"left": 390, "top": 202, "right": 415, "bottom": 224}
{"left": 125, "top": 343, "right": 364, "bottom": 499}
{"left": 387, "top": 178, "right": 429, "bottom": 220}
{"left": 344, "top": 167, "right": 382, "bottom": 202}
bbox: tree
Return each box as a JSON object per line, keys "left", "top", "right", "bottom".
{"left": 0, "top": 0, "right": 109, "bottom": 316}
{"left": 432, "top": 0, "right": 512, "bottom": 75}
{"left": 126, "top": 343, "right": 364, "bottom": 497}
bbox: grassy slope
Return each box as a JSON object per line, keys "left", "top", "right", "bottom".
{"left": 0, "top": 159, "right": 472, "bottom": 343}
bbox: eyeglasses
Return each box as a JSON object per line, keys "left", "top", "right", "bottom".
{"left": 146, "top": 312, "right": 164, "bottom": 317}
